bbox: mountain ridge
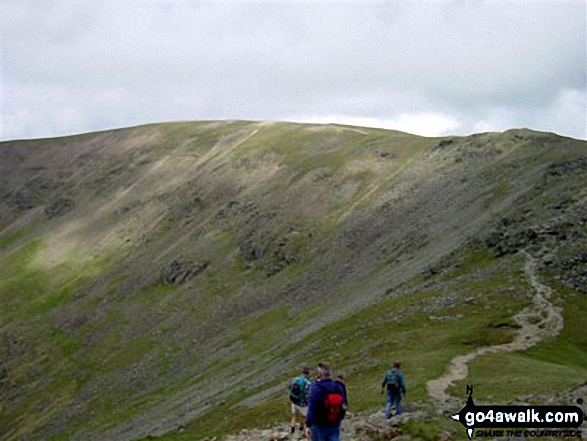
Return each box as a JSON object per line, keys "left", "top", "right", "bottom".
{"left": 1, "top": 121, "right": 586, "bottom": 440}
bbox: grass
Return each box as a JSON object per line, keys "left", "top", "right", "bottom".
{"left": 0, "top": 235, "right": 133, "bottom": 439}
{"left": 232, "top": 123, "right": 434, "bottom": 189}
{"left": 403, "top": 419, "right": 445, "bottom": 441}
{"left": 0, "top": 230, "right": 24, "bottom": 249}
{"left": 0, "top": 239, "right": 50, "bottom": 322}
{"left": 156, "top": 248, "right": 534, "bottom": 439}
{"left": 452, "top": 283, "right": 587, "bottom": 403}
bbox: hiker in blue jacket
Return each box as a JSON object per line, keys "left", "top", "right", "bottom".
{"left": 289, "top": 366, "right": 312, "bottom": 435}
{"left": 380, "top": 361, "right": 407, "bottom": 419}
{"left": 305, "top": 362, "right": 347, "bottom": 441}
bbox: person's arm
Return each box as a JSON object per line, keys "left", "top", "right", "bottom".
{"left": 380, "top": 373, "right": 387, "bottom": 394}
{"left": 305, "top": 381, "right": 319, "bottom": 428}
{"left": 289, "top": 380, "right": 296, "bottom": 402}
{"left": 400, "top": 372, "right": 407, "bottom": 395}
{"left": 338, "top": 382, "right": 348, "bottom": 406}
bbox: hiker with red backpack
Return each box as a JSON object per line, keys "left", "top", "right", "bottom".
{"left": 290, "top": 367, "right": 312, "bottom": 435}
{"left": 380, "top": 361, "right": 407, "bottom": 419}
{"left": 304, "top": 362, "right": 348, "bottom": 441}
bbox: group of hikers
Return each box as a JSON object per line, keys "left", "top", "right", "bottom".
{"left": 288, "top": 361, "right": 407, "bottom": 440}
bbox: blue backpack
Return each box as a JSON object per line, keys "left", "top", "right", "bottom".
{"left": 386, "top": 369, "right": 400, "bottom": 391}
{"left": 289, "top": 376, "right": 310, "bottom": 405}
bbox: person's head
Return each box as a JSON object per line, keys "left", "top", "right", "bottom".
{"left": 336, "top": 372, "right": 346, "bottom": 383}
{"left": 302, "top": 366, "right": 310, "bottom": 377}
{"left": 392, "top": 361, "right": 401, "bottom": 369}
{"left": 317, "top": 362, "right": 332, "bottom": 379}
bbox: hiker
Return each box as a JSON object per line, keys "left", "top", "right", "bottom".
{"left": 335, "top": 373, "right": 347, "bottom": 403}
{"left": 335, "top": 373, "right": 351, "bottom": 437}
{"left": 305, "top": 362, "right": 347, "bottom": 441}
{"left": 380, "top": 361, "right": 407, "bottom": 419}
{"left": 290, "top": 366, "right": 312, "bottom": 435}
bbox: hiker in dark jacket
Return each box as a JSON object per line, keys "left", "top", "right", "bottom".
{"left": 380, "top": 361, "right": 407, "bottom": 418}
{"left": 305, "top": 362, "right": 347, "bottom": 441}
{"left": 335, "top": 373, "right": 347, "bottom": 402}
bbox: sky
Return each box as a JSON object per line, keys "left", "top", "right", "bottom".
{"left": 0, "top": 0, "right": 585, "bottom": 141}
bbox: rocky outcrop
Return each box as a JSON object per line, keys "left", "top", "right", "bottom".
{"left": 240, "top": 234, "right": 298, "bottom": 277}
{"left": 545, "top": 251, "right": 587, "bottom": 294}
{"left": 543, "top": 157, "right": 587, "bottom": 181}
{"left": 160, "top": 259, "right": 208, "bottom": 285}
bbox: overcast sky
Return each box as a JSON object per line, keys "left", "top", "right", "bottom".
{"left": 0, "top": 0, "right": 585, "bottom": 141}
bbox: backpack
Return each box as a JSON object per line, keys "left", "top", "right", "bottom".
{"left": 386, "top": 369, "right": 400, "bottom": 391}
{"left": 317, "top": 382, "right": 346, "bottom": 424}
{"left": 324, "top": 391, "right": 346, "bottom": 423}
{"left": 289, "top": 376, "right": 309, "bottom": 405}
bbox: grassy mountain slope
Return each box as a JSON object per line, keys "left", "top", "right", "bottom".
{"left": 0, "top": 121, "right": 586, "bottom": 440}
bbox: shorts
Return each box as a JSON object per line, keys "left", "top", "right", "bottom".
{"left": 291, "top": 403, "right": 308, "bottom": 417}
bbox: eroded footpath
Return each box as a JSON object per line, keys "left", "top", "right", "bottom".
{"left": 426, "top": 250, "right": 564, "bottom": 405}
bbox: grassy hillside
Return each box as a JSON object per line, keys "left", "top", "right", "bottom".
{"left": 0, "top": 121, "right": 585, "bottom": 440}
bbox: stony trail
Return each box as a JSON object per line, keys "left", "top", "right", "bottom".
{"left": 426, "top": 250, "right": 564, "bottom": 405}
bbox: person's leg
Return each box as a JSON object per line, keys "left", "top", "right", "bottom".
{"left": 291, "top": 404, "right": 297, "bottom": 433}
{"left": 392, "top": 391, "right": 403, "bottom": 415}
{"left": 385, "top": 391, "right": 393, "bottom": 418}
{"left": 312, "top": 425, "right": 340, "bottom": 441}
{"left": 326, "top": 425, "right": 341, "bottom": 441}
{"left": 311, "top": 425, "right": 321, "bottom": 441}
{"left": 299, "top": 409, "right": 307, "bottom": 431}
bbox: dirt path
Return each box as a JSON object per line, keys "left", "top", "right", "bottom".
{"left": 426, "top": 250, "right": 564, "bottom": 405}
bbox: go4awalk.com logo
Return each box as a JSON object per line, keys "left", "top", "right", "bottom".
{"left": 450, "top": 386, "right": 585, "bottom": 439}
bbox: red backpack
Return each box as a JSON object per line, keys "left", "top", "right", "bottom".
{"left": 324, "top": 391, "right": 345, "bottom": 423}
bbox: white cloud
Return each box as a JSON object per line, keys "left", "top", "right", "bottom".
{"left": 540, "top": 88, "right": 586, "bottom": 139}
{"left": 0, "top": 0, "right": 585, "bottom": 140}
